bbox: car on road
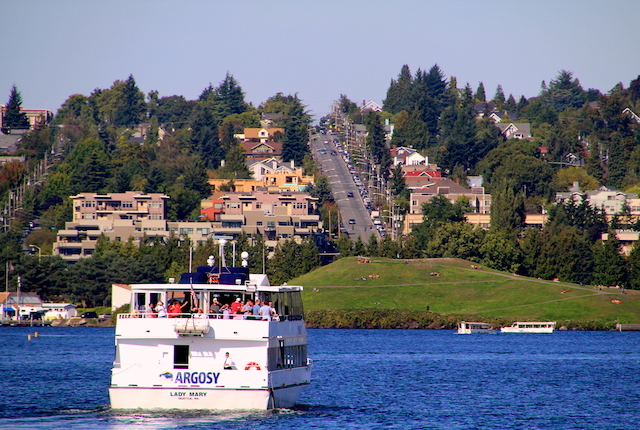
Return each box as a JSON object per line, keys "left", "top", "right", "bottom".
{"left": 348, "top": 218, "right": 356, "bottom": 224}
{"left": 347, "top": 192, "right": 354, "bottom": 198}
{"left": 80, "top": 311, "right": 98, "bottom": 319}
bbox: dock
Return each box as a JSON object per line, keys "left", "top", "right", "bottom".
{"left": 616, "top": 323, "right": 640, "bottom": 331}
{"left": 0, "top": 319, "right": 52, "bottom": 327}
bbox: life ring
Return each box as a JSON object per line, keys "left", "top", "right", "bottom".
{"left": 245, "top": 362, "right": 261, "bottom": 370}
{"left": 208, "top": 274, "right": 219, "bottom": 284}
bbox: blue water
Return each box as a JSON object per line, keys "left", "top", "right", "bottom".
{"left": 0, "top": 327, "right": 639, "bottom": 429}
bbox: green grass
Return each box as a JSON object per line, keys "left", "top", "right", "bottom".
{"left": 292, "top": 257, "right": 640, "bottom": 324}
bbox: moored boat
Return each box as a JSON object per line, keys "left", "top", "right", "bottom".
{"left": 500, "top": 321, "right": 556, "bottom": 333}
{"left": 457, "top": 321, "right": 495, "bottom": 334}
{"left": 109, "top": 247, "right": 311, "bottom": 410}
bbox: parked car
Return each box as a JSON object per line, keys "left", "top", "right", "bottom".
{"left": 80, "top": 311, "right": 98, "bottom": 319}
{"left": 99, "top": 313, "right": 112, "bottom": 319}
{"left": 347, "top": 192, "right": 354, "bottom": 198}
{"left": 348, "top": 218, "right": 356, "bottom": 224}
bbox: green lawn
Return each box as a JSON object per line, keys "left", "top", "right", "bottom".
{"left": 292, "top": 257, "right": 640, "bottom": 324}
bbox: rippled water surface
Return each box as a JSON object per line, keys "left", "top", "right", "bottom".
{"left": 0, "top": 327, "right": 638, "bottom": 429}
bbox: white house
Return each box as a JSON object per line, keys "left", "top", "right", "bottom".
{"left": 42, "top": 303, "right": 78, "bottom": 320}
{"left": 392, "top": 146, "right": 428, "bottom": 166}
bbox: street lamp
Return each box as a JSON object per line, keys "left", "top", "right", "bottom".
{"left": 29, "top": 245, "right": 41, "bottom": 263}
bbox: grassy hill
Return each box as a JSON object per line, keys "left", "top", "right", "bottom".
{"left": 291, "top": 257, "right": 640, "bottom": 326}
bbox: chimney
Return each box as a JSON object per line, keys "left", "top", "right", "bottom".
{"left": 291, "top": 160, "right": 295, "bottom": 169}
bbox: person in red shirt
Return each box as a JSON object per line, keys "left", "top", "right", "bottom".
{"left": 167, "top": 300, "right": 182, "bottom": 318}
{"left": 230, "top": 297, "right": 243, "bottom": 314}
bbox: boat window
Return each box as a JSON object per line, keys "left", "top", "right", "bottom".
{"left": 150, "top": 293, "right": 161, "bottom": 307}
{"left": 267, "top": 343, "right": 307, "bottom": 370}
{"left": 135, "top": 293, "right": 146, "bottom": 312}
{"left": 174, "top": 345, "right": 189, "bottom": 369}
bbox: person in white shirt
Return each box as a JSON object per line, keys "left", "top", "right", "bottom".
{"left": 223, "top": 352, "right": 236, "bottom": 370}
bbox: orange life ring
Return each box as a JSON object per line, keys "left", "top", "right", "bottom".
{"left": 245, "top": 362, "right": 261, "bottom": 370}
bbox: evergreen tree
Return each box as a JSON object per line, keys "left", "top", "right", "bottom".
{"left": 403, "top": 109, "right": 430, "bottom": 151}
{"left": 494, "top": 85, "right": 506, "bottom": 106}
{"left": 383, "top": 65, "right": 413, "bottom": 114}
{"left": 2, "top": 85, "right": 30, "bottom": 131}
{"left": 189, "top": 103, "right": 224, "bottom": 169}
{"left": 489, "top": 179, "right": 525, "bottom": 235}
{"left": 592, "top": 236, "right": 628, "bottom": 287}
{"left": 475, "top": 82, "right": 486, "bottom": 102}
{"left": 281, "top": 95, "right": 309, "bottom": 165}
{"left": 113, "top": 75, "right": 146, "bottom": 127}
{"left": 210, "top": 73, "right": 248, "bottom": 116}
{"left": 390, "top": 164, "right": 406, "bottom": 196}
{"left": 606, "top": 134, "right": 626, "bottom": 189}
{"left": 438, "top": 85, "right": 478, "bottom": 171}
{"left": 365, "top": 111, "right": 391, "bottom": 174}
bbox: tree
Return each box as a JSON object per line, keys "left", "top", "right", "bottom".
{"left": 113, "top": 75, "right": 146, "bottom": 127}
{"left": 365, "top": 111, "right": 391, "bottom": 174}
{"left": 212, "top": 73, "right": 248, "bottom": 116}
{"left": 493, "top": 85, "right": 506, "bottom": 106}
{"left": 480, "top": 231, "right": 522, "bottom": 273}
{"left": 592, "top": 236, "right": 628, "bottom": 287}
{"left": 280, "top": 95, "right": 309, "bottom": 165}
{"left": 2, "top": 85, "right": 30, "bottom": 131}
{"left": 475, "top": 82, "right": 486, "bottom": 102}
{"left": 307, "top": 175, "right": 334, "bottom": 204}
{"left": 490, "top": 179, "right": 526, "bottom": 235}
{"left": 384, "top": 65, "right": 413, "bottom": 114}
{"left": 606, "top": 134, "right": 626, "bottom": 189}
{"left": 438, "top": 85, "right": 478, "bottom": 171}
{"left": 189, "top": 103, "right": 224, "bottom": 169}
{"left": 423, "top": 222, "right": 484, "bottom": 260}
{"left": 390, "top": 164, "right": 407, "bottom": 196}
{"left": 539, "top": 70, "right": 586, "bottom": 113}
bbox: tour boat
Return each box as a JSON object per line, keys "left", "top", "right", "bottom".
{"left": 457, "top": 321, "right": 495, "bottom": 334}
{"left": 109, "top": 247, "right": 311, "bottom": 410}
{"left": 500, "top": 321, "right": 556, "bottom": 333}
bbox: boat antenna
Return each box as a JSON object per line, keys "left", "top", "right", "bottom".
{"left": 219, "top": 239, "right": 227, "bottom": 272}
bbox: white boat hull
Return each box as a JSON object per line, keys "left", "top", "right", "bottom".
{"left": 109, "top": 383, "right": 309, "bottom": 410}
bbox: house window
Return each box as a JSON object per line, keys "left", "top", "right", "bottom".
{"left": 196, "top": 228, "right": 209, "bottom": 235}
{"left": 123, "top": 201, "right": 133, "bottom": 208}
{"left": 257, "top": 221, "right": 263, "bottom": 226}
{"left": 256, "top": 203, "right": 262, "bottom": 209}
{"left": 180, "top": 228, "right": 194, "bottom": 235}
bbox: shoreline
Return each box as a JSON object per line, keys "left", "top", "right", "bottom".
{"left": 3, "top": 310, "right": 630, "bottom": 331}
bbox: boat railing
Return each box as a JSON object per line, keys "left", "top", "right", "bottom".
{"left": 116, "top": 312, "right": 296, "bottom": 322}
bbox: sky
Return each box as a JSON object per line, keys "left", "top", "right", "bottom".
{"left": 2, "top": 1, "right": 640, "bottom": 122}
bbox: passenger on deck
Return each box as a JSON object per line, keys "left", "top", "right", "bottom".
{"left": 210, "top": 299, "right": 221, "bottom": 314}
{"left": 260, "top": 301, "right": 276, "bottom": 319}
{"left": 155, "top": 301, "right": 167, "bottom": 318}
{"left": 221, "top": 303, "right": 231, "bottom": 319}
{"left": 252, "top": 299, "right": 261, "bottom": 316}
{"left": 147, "top": 303, "right": 157, "bottom": 318}
{"left": 242, "top": 300, "right": 253, "bottom": 314}
{"left": 167, "top": 300, "right": 184, "bottom": 318}
{"left": 231, "top": 297, "right": 243, "bottom": 314}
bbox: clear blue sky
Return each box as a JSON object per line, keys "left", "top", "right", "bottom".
{"left": 2, "top": 1, "right": 639, "bottom": 121}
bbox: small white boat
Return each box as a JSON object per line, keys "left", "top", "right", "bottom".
{"left": 457, "top": 321, "right": 495, "bottom": 334}
{"left": 500, "top": 321, "right": 556, "bottom": 333}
